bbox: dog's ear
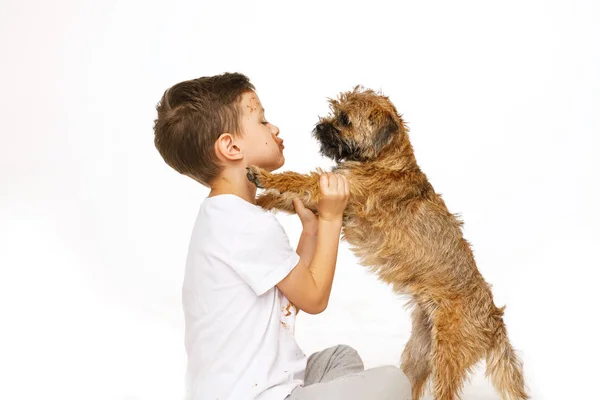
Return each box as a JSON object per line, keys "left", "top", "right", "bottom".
{"left": 373, "top": 114, "right": 398, "bottom": 153}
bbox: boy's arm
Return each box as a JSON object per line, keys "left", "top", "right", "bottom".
{"left": 296, "top": 231, "right": 317, "bottom": 267}
{"left": 292, "top": 199, "right": 318, "bottom": 314}
{"left": 291, "top": 232, "right": 317, "bottom": 315}
{"left": 295, "top": 197, "right": 318, "bottom": 266}
{"left": 278, "top": 218, "right": 342, "bottom": 314}
{"left": 277, "top": 174, "right": 348, "bottom": 315}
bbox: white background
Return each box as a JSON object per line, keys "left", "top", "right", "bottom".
{"left": 1, "top": 0, "right": 599, "bottom": 399}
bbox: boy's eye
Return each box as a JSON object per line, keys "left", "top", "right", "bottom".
{"left": 261, "top": 121, "right": 269, "bottom": 125}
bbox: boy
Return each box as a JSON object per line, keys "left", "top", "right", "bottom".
{"left": 153, "top": 73, "right": 411, "bottom": 399}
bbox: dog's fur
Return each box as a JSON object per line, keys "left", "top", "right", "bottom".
{"left": 246, "top": 87, "right": 528, "bottom": 400}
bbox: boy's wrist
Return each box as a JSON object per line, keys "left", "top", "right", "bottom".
{"left": 318, "top": 216, "right": 343, "bottom": 226}
{"left": 317, "top": 217, "right": 343, "bottom": 235}
{"left": 301, "top": 228, "right": 318, "bottom": 237}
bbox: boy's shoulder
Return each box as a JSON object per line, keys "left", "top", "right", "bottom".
{"left": 195, "top": 194, "right": 290, "bottom": 256}
{"left": 200, "top": 194, "right": 278, "bottom": 230}
{"left": 202, "top": 194, "right": 265, "bottom": 216}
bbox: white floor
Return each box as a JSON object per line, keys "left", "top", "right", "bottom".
{"left": 0, "top": 219, "right": 527, "bottom": 400}
{"left": 5, "top": 178, "right": 600, "bottom": 400}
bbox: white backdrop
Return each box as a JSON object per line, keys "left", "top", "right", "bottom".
{"left": 1, "top": 0, "right": 599, "bottom": 399}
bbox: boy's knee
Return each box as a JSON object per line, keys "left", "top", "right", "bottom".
{"left": 332, "top": 345, "right": 363, "bottom": 367}
{"left": 312, "top": 344, "right": 361, "bottom": 363}
{"left": 333, "top": 344, "right": 359, "bottom": 357}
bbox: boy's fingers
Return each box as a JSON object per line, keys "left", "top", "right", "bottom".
{"left": 321, "top": 173, "right": 351, "bottom": 196}
{"left": 337, "top": 174, "right": 345, "bottom": 193}
{"left": 328, "top": 174, "right": 336, "bottom": 190}
{"left": 319, "top": 174, "right": 328, "bottom": 191}
{"left": 341, "top": 175, "right": 348, "bottom": 196}
{"left": 325, "top": 173, "right": 335, "bottom": 192}
{"left": 292, "top": 198, "right": 304, "bottom": 212}
{"left": 293, "top": 198, "right": 313, "bottom": 222}
{"left": 330, "top": 173, "right": 341, "bottom": 194}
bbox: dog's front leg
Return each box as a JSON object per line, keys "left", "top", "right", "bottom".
{"left": 246, "top": 166, "right": 321, "bottom": 214}
{"left": 246, "top": 166, "right": 321, "bottom": 194}
{"left": 254, "top": 190, "right": 297, "bottom": 213}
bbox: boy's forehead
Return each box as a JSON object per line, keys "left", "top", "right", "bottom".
{"left": 241, "top": 91, "right": 263, "bottom": 114}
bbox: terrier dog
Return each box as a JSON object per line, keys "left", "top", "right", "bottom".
{"left": 246, "top": 87, "right": 528, "bottom": 400}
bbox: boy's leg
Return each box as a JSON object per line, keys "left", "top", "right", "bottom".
{"left": 289, "top": 366, "right": 411, "bottom": 400}
{"left": 288, "top": 345, "right": 412, "bottom": 400}
{"left": 304, "top": 344, "right": 365, "bottom": 385}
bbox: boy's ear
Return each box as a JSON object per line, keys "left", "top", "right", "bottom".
{"left": 214, "top": 133, "right": 243, "bottom": 161}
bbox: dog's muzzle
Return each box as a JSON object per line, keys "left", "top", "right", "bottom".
{"left": 313, "top": 122, "right": 344, "bottom": 160}
{"left": 313, "top": 122, "right": 359, "bottom": 162}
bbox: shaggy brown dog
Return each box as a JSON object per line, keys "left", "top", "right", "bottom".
{"left": 246, "top": 87, "right": 528, "bottom": 400}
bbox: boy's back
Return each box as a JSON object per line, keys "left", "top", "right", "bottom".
{"left": 183, "top": 194, "right": 306, "bottom": 399}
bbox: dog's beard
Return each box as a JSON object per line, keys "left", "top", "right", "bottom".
{"left": 313, "top": 123, "right": 362, "bottom": 162}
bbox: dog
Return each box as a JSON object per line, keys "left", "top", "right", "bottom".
{"left": 246, "top": 87, "right": 528, "bottom": 400}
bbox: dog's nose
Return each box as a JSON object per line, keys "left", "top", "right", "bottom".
{"left": 315, "top": 122, "right": 335, "bottom": 135}
{"left": 313, "top": 121, "right": 340, "bottom": 140}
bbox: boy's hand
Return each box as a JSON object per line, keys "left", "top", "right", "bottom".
{"left": 293, "top": 198, "right": 318, "bottom": 236}
{"left": 317, "top": 173, "right": 350, "bottom": 222}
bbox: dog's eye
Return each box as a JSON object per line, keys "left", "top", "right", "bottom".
{"left": 339, "top": 111, "right": 351, "bottom": 127}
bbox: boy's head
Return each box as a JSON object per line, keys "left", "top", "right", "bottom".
{"left": 153, "top": 72, "right": 285, "bottom": 187}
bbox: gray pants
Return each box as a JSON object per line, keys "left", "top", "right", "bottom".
{"left": 286, "top": 345, "right": 411, "bottom": 400}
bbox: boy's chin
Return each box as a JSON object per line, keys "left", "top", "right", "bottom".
{"left": 258, "top": 158, "right": 285, "bottom": 173}
{"left": 273, "top": 158, "right": 285, "bottom": 171}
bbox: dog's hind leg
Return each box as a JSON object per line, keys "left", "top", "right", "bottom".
{"left": 430, "top": 308, "right": 482, "bottom": 400}
{"left": 401, "top": 304, "right": 433, "bottom": 400}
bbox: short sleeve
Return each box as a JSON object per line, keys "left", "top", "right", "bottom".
{"left": 230, "top": 213, "right": 300, "bottom": 296}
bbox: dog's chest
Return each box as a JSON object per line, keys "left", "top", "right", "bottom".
{"left": 342, "top": 208, "right": 399, "bottom": 255}
{"left": 340, "top": 198, "right": 421, "bottom": 267}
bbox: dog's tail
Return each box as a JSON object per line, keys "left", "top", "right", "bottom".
{"left": 485, "top": 307, "right": 529, "bottom": 400}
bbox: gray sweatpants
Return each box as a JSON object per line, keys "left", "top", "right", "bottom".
{"left": 286, "top": 345, "right": 412, "bottom": 400}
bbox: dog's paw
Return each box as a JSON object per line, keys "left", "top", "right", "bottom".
{"left": 246, "top": 166, "right": 265, "bottom": 188}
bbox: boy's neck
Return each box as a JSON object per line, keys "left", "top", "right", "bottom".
{"left": 208, "top": 166, "right": 258, "bottom": 204}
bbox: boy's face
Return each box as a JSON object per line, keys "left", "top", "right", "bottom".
{"left": 237, "top": 91, "right": 285, "bottom": 171}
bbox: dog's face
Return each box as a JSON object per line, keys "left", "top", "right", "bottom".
{"left": 313, "top": 87, "right": 404, "bottom": 162}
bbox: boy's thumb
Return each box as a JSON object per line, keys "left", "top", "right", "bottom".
{"left": 292, "top": 198, "right": 304, "bottom": 212}
{"left": 293, "top": 198, "right": 312, "bottom": 222}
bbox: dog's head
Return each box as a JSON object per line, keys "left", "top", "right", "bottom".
{"left": 313, "top": 87, "right": 406, "bottom": 162}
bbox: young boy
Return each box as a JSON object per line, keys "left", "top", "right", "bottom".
{"left": 153, "top": 73, "right": 411, "bottom": 400}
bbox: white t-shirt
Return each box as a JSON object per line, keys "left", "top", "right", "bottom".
{"left": 182, "top": 194, "right": 307, "bottom": 400}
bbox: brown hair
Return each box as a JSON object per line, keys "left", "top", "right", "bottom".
{"left": 153, "top": 72, "right": 255, "bottom": 186}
